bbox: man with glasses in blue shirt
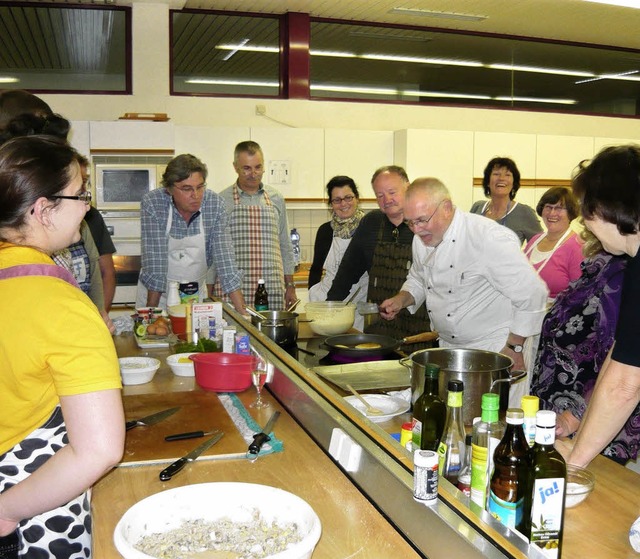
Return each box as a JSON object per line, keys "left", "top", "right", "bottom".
{"left": 380, "top": 177, "right": 547, "bottom": 396}
{"left": 138, "top": 153, "right": 246, "bottom": 312}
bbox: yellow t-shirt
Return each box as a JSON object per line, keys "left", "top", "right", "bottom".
{"left": 0, "top": 243, "right": 122, "bottom": 454}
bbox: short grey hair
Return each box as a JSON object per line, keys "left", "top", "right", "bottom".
{"left": 234, "top": 140, "right": 263, "bottom": 163}
{"left": 406, "top": 177, "right": 451, "bottom": 202}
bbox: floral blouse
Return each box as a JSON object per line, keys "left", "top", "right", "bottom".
{"left": 530, "top": 252, "right": 640, "bottom": 462}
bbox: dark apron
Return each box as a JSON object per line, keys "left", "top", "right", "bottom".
{"left": 366, "top": 221, "right": 434, "bottom": 350}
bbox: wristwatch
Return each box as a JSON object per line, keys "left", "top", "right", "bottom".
{"left": 506, "top": 342, "right": 524, "bottom": 353}
{"left": 285, "top": 282, "right": 296, "bottom": 289}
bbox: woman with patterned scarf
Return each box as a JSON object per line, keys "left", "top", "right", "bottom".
{"left": 309, "top": 175, "right": 368, "bottom": 329}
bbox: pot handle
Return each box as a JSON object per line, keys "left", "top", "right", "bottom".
{"left": 399, "top": 356, "right": 412, "bottom": 369}
{"left": 489, "top": 369, "right": 527, "bottom": 391}
{"left": 401, "top": 331, "right": 440, "bottom": 345}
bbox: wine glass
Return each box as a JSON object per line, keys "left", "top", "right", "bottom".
{"left": 250, "top": 363, "right": 269, "bottom": 409}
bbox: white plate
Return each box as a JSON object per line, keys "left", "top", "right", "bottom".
{"left": 344, "top": 394, "right": 410, "bottom": 423}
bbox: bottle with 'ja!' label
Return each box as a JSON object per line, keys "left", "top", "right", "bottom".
{"left": 254, "top": 279, "right": 269, "bottom": 311}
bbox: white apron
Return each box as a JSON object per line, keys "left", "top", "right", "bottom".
{"left": 213, "top": 185, "right": 286, "bottom": 310}
{"left": 136, "top": 208, "right": 208, "bottom": 309}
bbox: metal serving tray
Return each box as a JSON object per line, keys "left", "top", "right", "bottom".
{"left": 312, "top": 360, "right": 410, "bottom": 392}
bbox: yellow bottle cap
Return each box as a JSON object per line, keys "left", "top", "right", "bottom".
{"left": 521, "top": 395, "right": 540, "bottom": 417}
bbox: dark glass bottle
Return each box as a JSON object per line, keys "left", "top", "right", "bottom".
{"left": 437, "top": 379, "right": 466, "bottom": 485}
{"left": 411, "top": 363, "right": 446, "bottom": 451}
{"left": 524, "top": 410, "right": 567, "bottom": 557}
{"left": 488, "top": 408, "right": 531, "bottom": 534}
{"left": 254, "top": 279, "right": 269, "bottom": 311}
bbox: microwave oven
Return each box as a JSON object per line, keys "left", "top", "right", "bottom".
{"left": 94, "top": 163, "right": 166, "bottom": 211}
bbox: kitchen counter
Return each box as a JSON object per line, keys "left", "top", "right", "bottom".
{"left": 98, "top": 309, "right": 640, "bottom": 559}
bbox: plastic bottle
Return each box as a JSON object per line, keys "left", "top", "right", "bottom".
{"left": 457, "top": 434, "right": 473, "bottom": 497}
{"left": 167, "top": 281, "right": 181, "bottom": 308}
{"left": 413, "top": 449, "right": 439, "bottom": 504}
{"left": 470, "top": 393, "right": 506, "bottom": 509}
{"left": 254, "top": 279, "right": 269, "bottom": 311}
{"left": 521, "top": 395, "right": 540, "bottom": 448}
{"left": 488, "top": 408, "right": 531, "bottom": 534}
{"left": 290, "top": 228, "right": 301, "bottom": 270}
{"left": 524, "top": 410, "right": 567, "bottom": 557}
{"left": 411, "top": 363, "right": 446, "bottom": 451}
{"left": 437, "top": 379, "right": 466, "bottom": 485}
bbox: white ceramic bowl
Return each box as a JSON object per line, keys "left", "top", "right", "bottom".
{"left": 305, "top": 301, "right": 356, "bottom": 336}
{"left": 118, "top": 357, "right": 161, "bottom": 386}
{"left": 114, "top": 482, "right": 322, "bottom": 559}
{"left": 565, "top": 464, "right": 595, "bottom": 508}
{"left": 165, "top": 353, "right": 196, "bottom": 377}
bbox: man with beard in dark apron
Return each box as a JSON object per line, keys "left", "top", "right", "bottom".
{"left": 215, "top": 141, "right": 297, "bottom": 311}
{"left": 327, "top": 166, "right": 433, "bottom": 349}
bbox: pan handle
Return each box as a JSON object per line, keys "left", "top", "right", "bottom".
{"left": 401, "top": 331, "right": 439, "bottom": 345}
{"left": 489, "top": 369, "right": 527, "bottom": 392}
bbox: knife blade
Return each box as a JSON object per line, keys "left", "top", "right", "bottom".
{"left": 248, "top": 411, "right": 281, "bottom": 456}
{"left": 125, "top": 406, "right": 180, "bottom": 431}
{"left": 159, "top": 431, "right": 224, "bottom": 481}
{"left": 165, "top": 430, "right": 218, "bottom": 442}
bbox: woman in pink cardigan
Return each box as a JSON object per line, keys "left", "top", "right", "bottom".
{"left": 524, "top": 187, "right": 584, "bottom": 303}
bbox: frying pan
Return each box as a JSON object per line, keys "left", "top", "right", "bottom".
{"left": 322, "top": 331, "right": 439, "bottom": 358}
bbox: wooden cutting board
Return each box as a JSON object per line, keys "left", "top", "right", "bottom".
{"left": 122, "top": 391, "right": 249, "bottom": 465}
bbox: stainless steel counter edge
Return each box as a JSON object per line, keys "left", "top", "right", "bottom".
{"left": 227, "top": 306, "right": 533, "bottom": 559}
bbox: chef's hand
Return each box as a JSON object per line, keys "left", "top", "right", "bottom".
{"left": 285, "top": 284, "right": 297, "bottom": 309}
{"left": 379, "top": 291, "right": 414, "bottom": 320}
{"left": 500, "top": 344, "right": 526, "bottom": 372}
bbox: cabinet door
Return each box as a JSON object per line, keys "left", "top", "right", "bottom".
{"left": 89, "top": 121, "right": 174, "bottom": 150}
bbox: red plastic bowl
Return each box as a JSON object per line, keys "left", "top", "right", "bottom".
{"left": 190, "top": 352, "right": 257, "bottom": 392}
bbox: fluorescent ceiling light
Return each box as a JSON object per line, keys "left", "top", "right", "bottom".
{"left": 582, "top": 0, "right": 640, "bottom": 8}
{"left": 489, "top": 63, "right": 594, "bottom": 78}
{"left": 222, "top": 38, "right": 249, "bottom": 61}
{"left": 0, "top": 77, "right": 19, "bottom": 83}
{"left": 494, "top": 96, "right": 577, "bottom": 105}
{"left": 388, "top": 7, "right": 487, "bottom": 22}
{"left": 362, "top": 53, "right": 482, "bottom": 68}
{"left": 215, "top": 43, "right": 278, "bottom": 53}
{"left": 348, "top": 30, "right": 431, "bottom": 42}
{"left": 185, "top": 78, "right": 278, "bottom": 88}
{"left": 310, "top": 50, "right": 357, "bottom": 58}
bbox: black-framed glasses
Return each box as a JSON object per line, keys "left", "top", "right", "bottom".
{"left": 404, "top": 199, "right": 444, "bottom": 229}
{"left": 50, "top": 190, "right": 92, "bottom": 204}
{"left": 330, "top": 194, "right": 356, "bottom": 205}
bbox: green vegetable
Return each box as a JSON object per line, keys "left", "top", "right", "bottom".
{"left": 173, "top": 338, "right": 219, "bottom": 354}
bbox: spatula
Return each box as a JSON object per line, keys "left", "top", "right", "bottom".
{"left": 345, "top": 384, "right": 384, "bottom": 416}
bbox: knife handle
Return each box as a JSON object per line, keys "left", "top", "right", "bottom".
{"left": 159, "top": 457, "right": 187, "bottom": 481}
{"left": 165, "top": 431, "right": 206, "bottom": 442}
{"left": 248, "top": 432, "right": 272, "bottom": 455}
{"left": 125, "top": 421, "right": 139, "bottom": 431}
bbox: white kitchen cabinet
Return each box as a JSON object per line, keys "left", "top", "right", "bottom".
{"left": 535, "top": 134, "right": 593, "bottom": 179}
{"left": 89, "top": 121, "right": 174, "bottom": 151}
{"left": 69, "top": 121, "right": 90, "bottom": 158}
{"left": 473, "top": 131, "right": 537, "bottom": 179}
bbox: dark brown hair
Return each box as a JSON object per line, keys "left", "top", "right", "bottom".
{"left": 482, "top": 157, "right": 521, "bottom": 200}
{"left": 326, "top": 175, "right": 359, "bottom": 206}
{"left": 536, "top": 187, "right": 579, "bottom": 221}
{"left": 161, "top": 154, "right": 208, "bottom": 188}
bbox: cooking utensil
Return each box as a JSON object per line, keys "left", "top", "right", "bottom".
{"left": 165, "top": 430, "right": 219, "bottom": 442}
{"left": 251, "top": 311, "right": 299, "bottom": 346}
{"left": 345, "top": 384, "right": 384, "bottom": 415}
{"left": 322, "top": 331, "right": 439, "bottom": 358}
{"left": 248, "top": 410, "right": 281, "bottom": 457}
{"left": 125, "top": 406, "right": 180, "bottom": 431}
{"left": 345, "top": 286, "right": 362, "bottom": 305}
{"left": 159, "top": 431, "right": 224, "bottom": 481}
{"left": 400, "top": 348, "right": 527, "bottom": 426}
{"left": 286, "top": 298, "right": 301, "bottom": 312}
{"left": 245, "top": 306, "right": 268, "bottom": 321}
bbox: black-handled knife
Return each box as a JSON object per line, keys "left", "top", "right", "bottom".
{"left": 125, "top": 406, "right": 180, "bottom": 431}
{"left": 165, "top": 430, "right": 218, "bottom": 442}
{"left": 248, "top": 411, "right": 281, "bottom": 456}
{"left": 159, "top": 431, "right": 224, "bottom": 481}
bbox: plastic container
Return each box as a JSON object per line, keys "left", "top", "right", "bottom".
{"left": 190, "top": 352, "right": 257, "bottom": 392}
{"left": 565, "top": 464, "right": 595, "bottom": 508}
{"left": 166, "top": 353, "right": 196, "bottom": 377}
{"left": 118, "top": 357, "right": 161, "bottom": 386}
{"left": 305, "top": 301, "right": 356, "bottom": 335}
{"left": 114, "top": 482, "right": 322, "bottom": 559}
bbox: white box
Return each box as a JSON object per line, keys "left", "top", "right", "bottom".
{"left": 223, "top": 327, "right": 236, "bottom": 353}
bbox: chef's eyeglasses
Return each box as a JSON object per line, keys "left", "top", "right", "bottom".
{"left": 330, "top": 195, "right": 356, "bottom": 205}
{"left": 50, "top": 190, "right": 92, "bottom": 204}
{"left": 404, "top": 200, "right": 444, "bottom": 229}
{"left": 173, "top": 184, "right": 206, "bottom": 195}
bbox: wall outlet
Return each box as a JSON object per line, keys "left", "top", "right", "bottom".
{"left": 255, "top": 104, "right": 267, "bottom": 116}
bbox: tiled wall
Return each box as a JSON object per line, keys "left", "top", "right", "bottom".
{"left": 286, "top": 207, "right": 333, "bottom": 264}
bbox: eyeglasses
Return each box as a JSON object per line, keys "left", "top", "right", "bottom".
{"left": 173, "top": 184, "right": 206, "bottom": 195}
{"left": 330, "top": 195, "right": 356, "bottom": 205}
{"left": 404, "top": 200, "right": 444, "bottom": 229}
{"left": 50, "top": 190, "right": 92, "bottom": 204}
{"left": 542, "top": 204, "right": 567, "bottom": 213}
{"left": 239, "top": 166, "right": 264, "bottom": 176}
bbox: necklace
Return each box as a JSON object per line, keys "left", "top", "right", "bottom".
{"left": 484, "top": 200, "right": 512, "bottom": 223}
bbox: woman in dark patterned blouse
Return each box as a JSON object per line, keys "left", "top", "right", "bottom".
{"left": 530, "top": 228, "right": 639, "bottom": 464}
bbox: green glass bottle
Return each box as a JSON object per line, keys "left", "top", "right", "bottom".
{"left": 411, "top": 363, "right": 446, "bottom": 451}
{"left": 524, "top": 410, "right": 567, "bottom": 558}
{"left": 437, "top": 379, "right": 466, "bottom": 485}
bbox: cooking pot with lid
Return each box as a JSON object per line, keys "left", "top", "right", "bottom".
{"left": 400, "top": 348, "right": 527, "bottom": 426}
{"left": 251, "top": 311, "right": 298, "bottom": 346}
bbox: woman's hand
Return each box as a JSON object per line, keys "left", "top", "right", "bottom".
{"left": 100, "top": 310, "right": 116, "bottom": 334}
{"left": 556, "top": 410, "right": 580, "bottom": 438}
{"left": 0, "top": 516, "right": 18, "bottom": 537}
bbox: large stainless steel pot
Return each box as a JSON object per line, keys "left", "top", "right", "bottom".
{"left": 251, "top": 311, "right": 298, "bottom": 346}
{"left": 400, "top": 348, "right": 527, "bottom": 426}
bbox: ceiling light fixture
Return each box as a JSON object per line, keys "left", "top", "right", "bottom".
{"left": 576, "top": 69, "right": 640, "bottom": 84}
{"left": 310, "top": 50, "right": 357, "bottom": 58}
{"left": 185, "top": 78, "right": 278, "bottom": 88}
{"left": 222, "top": 38, "right": 249, "bottom": 61}
{"left": 389, "top": 7, "right": 488, "bottom": 22}
{"left": 494, "top": 96, "right": 576, "bottom": 105}
{"left": 215, "top": 43, "right": 279, "bottom": 53}
{"left": 489, "top": 63, "right": 594, "bottom": 78}
{"left": 0, "top": 77, "right": 19, "bottom": 83}
{"left": 362, "top": 53, "right": 482, "bottom": 68}
{"left": 582, "top": 0, "right": 640, "bottom": 8}
{"left": 348, "top": 30, "right": 431, "bottom": 42}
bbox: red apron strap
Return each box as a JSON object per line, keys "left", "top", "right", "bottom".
{"left": 0, "top": 263, "right": 79, "bottom": 288}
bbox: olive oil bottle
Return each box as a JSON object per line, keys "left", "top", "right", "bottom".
{"left": 411, "top": 363, "right": 446, "bottom": 451}
{"left": 524, "top": 410, "right": 567, "bottom": 558}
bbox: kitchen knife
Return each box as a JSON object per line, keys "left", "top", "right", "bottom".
{"left": 248, "top": 411, "right": 281, "bottom": 456}
{"left": 125, "top": 406, "right": 180, "bottom": 431}
{"left": 165, "top": 430, "right": 218, "bottom": 442}
{"left": 159, "top": 431, "right": 224, "bottom": 481}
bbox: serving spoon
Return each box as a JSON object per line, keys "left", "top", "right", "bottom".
{"left": 345, "top": 384, "right": 384, "bottom": 416}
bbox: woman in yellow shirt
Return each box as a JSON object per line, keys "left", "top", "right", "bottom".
{"left": 0, "top": 135, "right": 124, "bottom": 558}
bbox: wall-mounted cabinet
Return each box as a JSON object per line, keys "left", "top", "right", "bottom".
{"left": 89, "top": 121, "right": 175, "bottom": 151}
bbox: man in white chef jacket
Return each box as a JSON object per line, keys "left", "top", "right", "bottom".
{"left": 379, "top": 178, "right": 548, "bottom": 400}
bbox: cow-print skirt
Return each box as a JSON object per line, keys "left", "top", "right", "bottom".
{"left": 0, "top": 406, "right": 91, "bottom": 559}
